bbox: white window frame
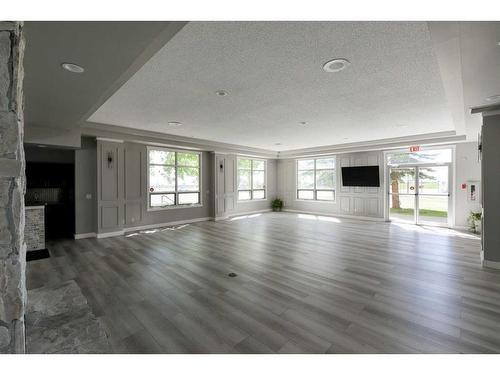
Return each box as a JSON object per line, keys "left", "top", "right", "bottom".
{"left": 147, "top": 146, "right": 202, "bottom": 211}
{"left": 237, "top": 158, "right": 267, "bottom": 201}
{"left": 296, "top": 157, "right": 336, "bottom": 202}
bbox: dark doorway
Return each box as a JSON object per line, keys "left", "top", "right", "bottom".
{"left": 25, "top": 147, "right": 75, "bottom": 240}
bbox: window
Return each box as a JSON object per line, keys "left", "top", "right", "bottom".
{"left": 297, "top": 157, "right": 335, "bottom": 201}
{"left": 148, "top": 148, "right": 201, "bottom": 209}
{"left": 237, "top": 158, "right": 266, "bottom": 200}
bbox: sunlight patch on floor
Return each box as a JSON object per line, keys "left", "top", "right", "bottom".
{"left": 391, "top": 221, "right": 480, "bottom": 239}
{"left": 230, "top": 213, "right": 262, "bottom": 221}
{"left": 297, "top": 213, "right": 341, "bottom": 223}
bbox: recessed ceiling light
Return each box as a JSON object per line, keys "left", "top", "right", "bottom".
{"left": 61, "top": 62, "right": 85, "bottom": 73}
{"left": 299, "top": 121, "right": 308, "bottom": 126}
{"left": 274, "top": 143, "right": 282, "bottom": 146}
{"left": 485, "top": 94, "right": 500, "bottom": 102}
{"left": 168, "top": 121, "right": 182, "bottom": 127}
{"left": 323, "top": 58, "right": 351, "bottom": 73}
{"left": 343, "top": 137, "right": 349, "bottom": 140}
{"left": 215, "top": 90, "right": 228, "bottom": 97}
{"left": 396, "top": 124, "right": 409, "bottom": 128}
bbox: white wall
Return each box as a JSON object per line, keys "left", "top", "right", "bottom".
{"left": 455, "top": 142, "right": 481, "bottom": 228}
{"left": 277, "top": 151, "right": 384, "bottom": 219}
{"left": 277, "top": 144, "right": 481, "bottom": 227}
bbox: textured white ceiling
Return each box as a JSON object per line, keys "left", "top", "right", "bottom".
{"left": 88, "top": 21, "right": 455, "bottom": 151}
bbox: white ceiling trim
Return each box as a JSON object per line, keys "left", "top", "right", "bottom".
{"left": 277, "top": 131, "right": 466, "bottom": 159}
{"left": 82, "top": 122, "right": 278, "bottom": 158}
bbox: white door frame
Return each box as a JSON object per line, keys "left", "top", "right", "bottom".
{"left": 383, "top": 146, "right": 455, "bottom": 227}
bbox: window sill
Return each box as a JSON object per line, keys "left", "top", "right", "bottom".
{"left": 238, "top": 198, "right": 268, "bottom": 202}
{"left": 147, "top": 204, "right": 203, "bottom": 212}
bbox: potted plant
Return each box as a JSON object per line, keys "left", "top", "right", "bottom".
{"left": 468, "top": 211, "right": 482, "bottom": 234}
{"left": 271, "top": 198, "right": 284, "bottom": 212}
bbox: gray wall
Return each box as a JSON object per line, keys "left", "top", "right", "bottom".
{"left": 75, "top": 137, "right": 97, "bottom": 235}
{"left": 482, "top": 114, "right": 500, "bottom": 263}
{"left": 277, "top": 151, "right": 384, "bottom": 219}
{"left": 96, "top": 139, "right": 214, "bottom": 235}
{"left": 232, "top": 159, "right": 277, "bottom": 215}
{"left": 24, "top": 125, "right": 81, "bottom": 148}
{"left": 454, "top": 142, "right": 481, "bottom": 228}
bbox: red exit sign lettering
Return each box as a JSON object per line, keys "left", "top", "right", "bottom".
{"left": 409, "top": 146, "right": 420, "bottom": 152}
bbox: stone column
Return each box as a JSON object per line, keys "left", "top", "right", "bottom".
{"left": 0, "top": 21, "right": 26, "bottom": 354}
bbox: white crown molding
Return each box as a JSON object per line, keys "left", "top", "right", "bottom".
{"left": 84, "top": 123, "right": 467, "bottom": 161}
{"left": 82, "top": 122, "right": 278, "bottom": 158}
{"left": 470, "top": 103, "right": 500, "bottom": 116}
{"left": 96, "top": 137, "right": 124, "bottom": 143}
{"left": 278, "top": 131, "right": 466, "bottom": 159}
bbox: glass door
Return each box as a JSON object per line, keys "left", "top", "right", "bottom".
{"left": 417, "top": 166, "right": 449, "bottom": 226}
{"left": 389, "top": 167, "right": 417, "bottom": 224}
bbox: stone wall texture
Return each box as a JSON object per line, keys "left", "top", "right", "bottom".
{"left": 25, "top": 207, "right": 45, "bottom": 251}
{"left": 0, "top": 21, "right": 26, "bottom": 354}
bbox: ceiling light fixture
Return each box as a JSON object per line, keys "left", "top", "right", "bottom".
{"left": 485, "top": 94, "right": 500, "bottom": 102}
{"left": 61, "top": 62, "right": 85, "bottom": 73}
{"left": 168, "top": 121, "right": 182, "bottom": 127}
{"left": 396, "top": 124, "right": 409, "bottom": 128}
{"left": 299, "top": 121, "right": 308, "bottom": 126}
{"left": 215, "top": 90, "right": 228, "bottom": 97}
{"left": 322, "top": 58, "right": 351, "bottom": 73}
{"left": 274, "top": 143, "right": 282, "bottom": 146}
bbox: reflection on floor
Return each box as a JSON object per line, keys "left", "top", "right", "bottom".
{"left": 26, "top": 212, "right": 499, "bottom": 353}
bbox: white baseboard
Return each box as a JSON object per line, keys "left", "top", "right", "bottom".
{"left": 74, "top": 232, "right": 96, "bottom": 239}
{"left": 282, "top": 208, "right": 385, "bottom": 222}
{"left": 96, "top": 230, "right": 125, "bottom": 239}
{"left": 483, "top": 259, "right": 500, "bottom": 270}
{"left": 214, "top": 216, "right": 229, "bottom": 221}
{"left": 481, "top": 250, "right": 500, "bottom": 269}
{"left": 124, "top": 217, "right": 213, "bottom": 233}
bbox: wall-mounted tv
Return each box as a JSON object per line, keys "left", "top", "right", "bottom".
{"left": 341, "top": 166, "right": 380, "bottom": 187}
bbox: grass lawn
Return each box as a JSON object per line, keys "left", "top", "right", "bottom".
{"left": 390, "top": 208, "right": 447, "bottom": 217}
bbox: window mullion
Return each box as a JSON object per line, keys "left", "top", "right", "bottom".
{"left": 314, "top": 159, "right": 317, "bottom": 200}
{"left": 174, "top": 152, "right": 178, "bottom": 205}
{"left": 250, "top": 160, "right": 254, "bottom": 200}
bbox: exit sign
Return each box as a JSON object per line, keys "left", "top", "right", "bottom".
{"left": 409, "top": 146, "right": 421, "bottom": 152}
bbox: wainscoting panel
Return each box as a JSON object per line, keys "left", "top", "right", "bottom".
{"left": 101, "top": 206, "right": 119, "bottom": 229}
{"left": 125, "top": 202, "right": 142, "bottom": 225}
{"left": 339, "top": 197, "right": 351, "bottom": 214}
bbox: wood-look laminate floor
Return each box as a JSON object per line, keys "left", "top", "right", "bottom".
{"left": 26, "top": 212, "right": 500, "bottom": 353}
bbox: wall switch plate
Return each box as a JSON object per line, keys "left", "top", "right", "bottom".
{"left": 85, "top": 193, "right": 92, "bottom": 199}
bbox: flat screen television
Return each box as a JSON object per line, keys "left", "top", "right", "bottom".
{"left": 341, "top": 166, "right": 380, "bottom": 187}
